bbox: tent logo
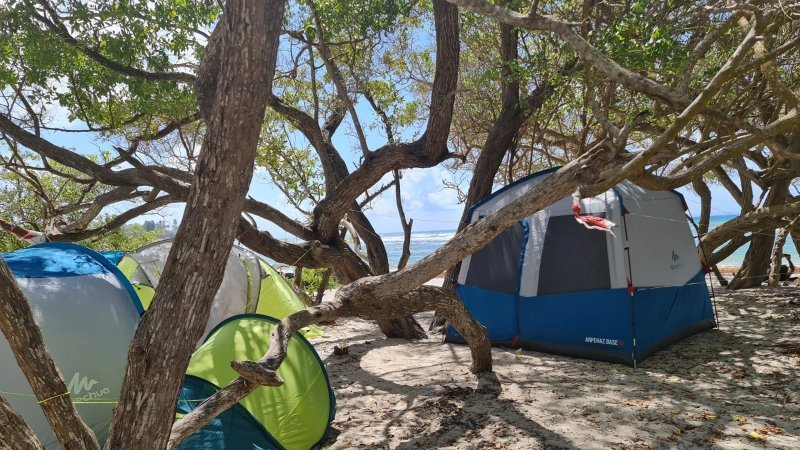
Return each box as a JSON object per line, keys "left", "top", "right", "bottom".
{"left": 585, "top": 336, "right": 624, "bottom": 347}
{"left": 670, "top": 251, "right": 683, "bottom": 270}
{"left": 68, "top": 372, "right": 97, "bottom": 394}
{"left": 68, "top": 372, "right": 109, "bottom": 400}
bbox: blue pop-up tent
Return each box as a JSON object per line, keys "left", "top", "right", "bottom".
{"left": 446, "top": 168, "right": 716, "bottom": 366}
{"left": 0, "top": 243, "right": 143, "bottom": 447}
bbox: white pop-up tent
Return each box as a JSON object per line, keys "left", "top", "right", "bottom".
{"left": 116, "top": 240, "right": 322, "bottom": 342}
{"left": 119, "top": 239, "right": 260, "bottom": 342}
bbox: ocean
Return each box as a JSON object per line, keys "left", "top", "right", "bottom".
{"left": 382, "top": 215, "right": 794, "bottom": 269}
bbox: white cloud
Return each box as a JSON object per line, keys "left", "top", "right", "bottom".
{"left": 363, "top": 167, "right": 466, "bottom": 233}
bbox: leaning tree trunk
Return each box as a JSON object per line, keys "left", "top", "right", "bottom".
{"left": 767, "top": 227, "right": 789, "bottom": 287}
{"left": 321, "top": 237, "right": 427, "bottom": 337}
{"left": 0, "top": 396, "right": 42, "bottom": 450}
{"left": 168, "top": 144, "right": 626, "bottom": 445}
{"left": 433, "top": 14, "right": 528, "bottom": 331}
{"left": 348, "top": 206, "right": 427, "bottom": 338}
{"left": 105, "top": 2, "right": 284, "bottom": 448}
{"left": 0, "top": 258, "right": 99, "bottom": 449}
{"left": 373, "top": 170, "right": 425, "bottom": 338}
{"left": 728, "top": 230, "right": 777, "bottom": 289}
{"left": 728, "top": 181, "right": 790, "bottom": 289}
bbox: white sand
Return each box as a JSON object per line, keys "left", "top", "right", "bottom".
{"left": 310, "top": 280, "right": 800, "bottom": 449}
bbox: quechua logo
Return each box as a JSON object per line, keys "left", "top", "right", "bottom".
{"left": 68, "top": 372, "right": 110, "bottom": 400}
{"left": 670, "top": 250, "right": 683, "bottom": 270}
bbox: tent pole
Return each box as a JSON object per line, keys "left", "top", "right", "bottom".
{"left": 685, "top": 213, "right": 720, "bottom": 329}
{"left": 513, "top": 220, "right": 529, "bottom": 347}
{"left": 622, "top": 213, "right": 637, "bottom": 368}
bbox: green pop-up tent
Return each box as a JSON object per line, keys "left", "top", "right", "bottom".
{"left": 175, "top": 314, "right": 335, "bottom": 450}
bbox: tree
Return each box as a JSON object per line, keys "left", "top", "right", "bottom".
{"left": 2, "top": 0, "right": 800, "bottom": 447}
{"left": 3, "top": 0, "right": 287, "bottom": 448}
{"left": 0, "top": 152, "right": 164, "bottom": 252}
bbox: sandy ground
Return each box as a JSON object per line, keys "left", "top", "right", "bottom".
{"left": 309, "top": 279, "right": 800, "bottom": 449}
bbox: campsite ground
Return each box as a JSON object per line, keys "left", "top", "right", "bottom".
{"left": 313, "top": 279, "right": 800, "bottom": 449}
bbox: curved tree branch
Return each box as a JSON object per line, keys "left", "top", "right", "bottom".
{"left": 308, "top": 1, "right": 370, "bottom": 159}
{"left": 311, "top": 0, "right": 460, "bottom": 240}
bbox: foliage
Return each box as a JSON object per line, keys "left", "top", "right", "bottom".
{"left": 298, "top": 267, "right": 339, "bottom": 298}
{"left": 256, "top": 115, "right": 326, "bottom": 215}
{"left": 0, "top": 150, "right": 165, "bottom": 252}
{"left": 0, "top": 0, "right": 217, "bottom": 129}
{"left": 83, "top": 222, "right": 163, "bottom": 252}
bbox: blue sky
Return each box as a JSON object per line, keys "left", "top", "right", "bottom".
{"left": 37, "top": 101, "right": 748, "bottom": 241}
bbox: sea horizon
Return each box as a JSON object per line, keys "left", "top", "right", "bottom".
{"left": 379, "top": 214, "right": 790, "bottom": 269}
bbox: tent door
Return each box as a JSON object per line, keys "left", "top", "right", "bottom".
{"left": 513, "top": 220, "right": 530, "bottom": 345}
{"left": 536, "top": 213, "right": 612, "bottom": 296}
{"left": 462, "top": 221, "right": 528, "bottom": 344}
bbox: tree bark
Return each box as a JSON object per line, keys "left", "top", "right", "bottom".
{"left": 0, "top": 396, "right": 43, "bottom": 450}
{"left": 728, "top": 181, "right": 790, "bottom": 289}
{"left": 700, "top": 200, "right": 800, "bottom": 264}
{"left": 435, "top": 14, "right": 556, "bottom": 330}
{"left": 375, "top": 315, "right": 426, "bottom": 339}
{"left": 711, "top": 265, "right": 729, "bottom": 287}
{"left": 395, "top": 170, "right": 413, "bottom": 270}
{"left": 267, "top": 28, "right": 425, "bottom": 338}
{"left": 0, "top": 258, "right": 99, "bottom": 449}
{"left": 728, "top": 231, "right": 775, "bottom": 289}
{"left": 168, "top": 145, "right": 625, "bottom": 445}
{"left": 311, "top": 0, "right": 460, "bottom": 241}
{"left": 692, "top": 179, "right": 712, "bottom": 235}
{"left": 767, "top": 227, "right": 789, "bottom": 287}
{"left": 442, "top": 16, "right": 525, "bottom": 288}
{"left": 314, "top": 269, "right": 331, "bottom": 305}
{"left": 105, "top": 2, "right": 284, "bottom": 448}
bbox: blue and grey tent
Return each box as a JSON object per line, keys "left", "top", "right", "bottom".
{"left": 445, "top": 168, "right": 716, "bottom": 365}
{"left": 0, "top": 243, "right": 143, "bottom": 447}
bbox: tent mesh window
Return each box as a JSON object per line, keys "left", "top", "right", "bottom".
{"left": 464, "top": 222, "right": 525, "bottom": 294}
{"left": 537, "top": 214, "right": 611, "bottom": 295}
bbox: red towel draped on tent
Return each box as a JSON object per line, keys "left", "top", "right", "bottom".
{"left": 572, "top": 204, "right": 617, "bottom": 237}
